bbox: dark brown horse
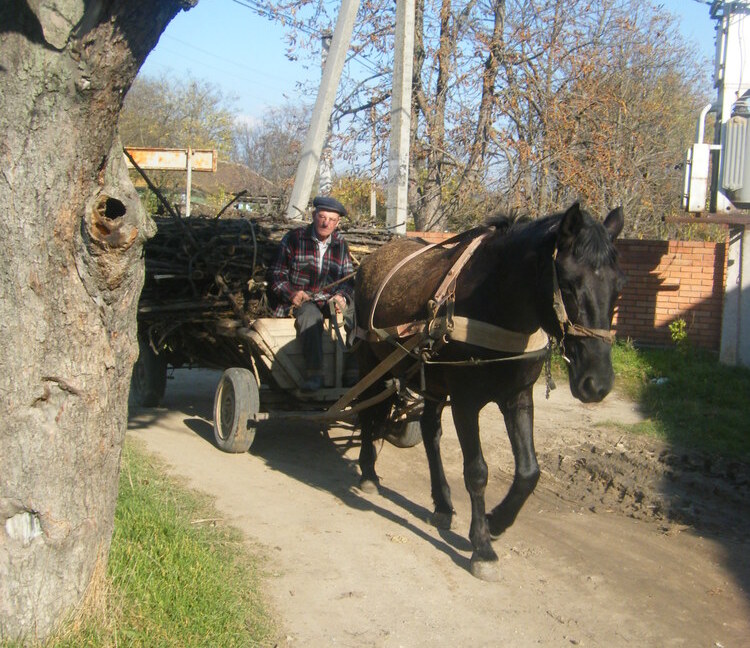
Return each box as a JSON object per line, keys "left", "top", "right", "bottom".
{"left": 354, "top": 203, "right": 625, "bottom": 580}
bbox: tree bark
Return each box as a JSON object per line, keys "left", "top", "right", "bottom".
{"left": 0, "top": 0, "right": 196, "bottom": 640}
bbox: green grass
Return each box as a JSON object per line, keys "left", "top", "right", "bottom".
{"left": 34, "top": 439, "right": 276, "bottom": 648}
{"left": 554, "top": 339, "right": 750, "bottom": 459}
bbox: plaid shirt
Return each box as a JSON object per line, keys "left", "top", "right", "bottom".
{"left": 269, "top": 225, "right": 354, "bottom": 317}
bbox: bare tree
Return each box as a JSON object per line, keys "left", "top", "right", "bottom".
{"left": 252, "top": 0, "right": 708, "bottom": 234}
{"left": 233, "top": 103, "right": 311, "bottom": 197}
{"left": 0, "top": 1, "right": 195, "bottom": 641}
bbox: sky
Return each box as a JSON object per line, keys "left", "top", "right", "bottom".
{"left": 139, "top": 0, "right": 721, "bottom": 126}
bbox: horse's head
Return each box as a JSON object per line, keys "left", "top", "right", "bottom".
{"left": 551, "top": 203, "right": 625, "bottom": 403}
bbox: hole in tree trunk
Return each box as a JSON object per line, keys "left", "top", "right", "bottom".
{"left": 97, "top": 196, "right": 126, "bottom": 220}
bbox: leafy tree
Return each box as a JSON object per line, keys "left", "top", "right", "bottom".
{"left": 332, "top": 174, "right": 386, "bottom": 224}
{"left": 119, "top": 74, "right": 237, "bottom": 157}
{"left": 496, "top": 0, "right": 709, "bottom": 238}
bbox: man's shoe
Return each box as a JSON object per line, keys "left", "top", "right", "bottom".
{"left": 300, "top": 374, "right": 323, "bottom": 392}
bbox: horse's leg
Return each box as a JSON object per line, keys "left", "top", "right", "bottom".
{"left": 487, "top": 387, "right": 540, "bottom": 538}
{"left": 421, "top": 398, "right": 454, "bottom": 529}
{"left": 450, "top": 390, "right": 499, "bottom": 581}
{"left": 356, "top": 344, "right": 389, "bottom": 493}
{"left": 357, "top": 395, "right": 390, "bottom": 493}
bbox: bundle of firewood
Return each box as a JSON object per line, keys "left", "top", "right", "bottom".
{"left": 137, "top": 211, "right": 394, "bottom": 366}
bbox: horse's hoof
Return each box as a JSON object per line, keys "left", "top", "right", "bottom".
{"left": 431, "top": 510, "right": 454, "bottom": 530}
{"left": 359, "top": 478, "right": 379, "bottom": 494}
{"left": 486, "top": 514, "right": 508, "bottom": 540}
{"left": 488, "top": 524, "right": 504, "bottom": 541}
{"left": 470, "top": 555, "right": 501, "bottom": 582}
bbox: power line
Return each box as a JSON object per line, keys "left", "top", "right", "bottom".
{"left": 230, "top": 0, "right": 389, "bottom": 77}
{"left": 163, "top": 34, "right": 296, "bottom": 85}
{"left": 145, "top": 45, "right": 295, "bottom": 95}
{"left": 230, "top": 0, "right": 321, "bottom": 37}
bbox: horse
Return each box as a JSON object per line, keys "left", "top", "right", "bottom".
{"left": 353, "top": 202, "right": 625, "bottom": 580}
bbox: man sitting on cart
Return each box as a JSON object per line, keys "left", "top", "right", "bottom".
{"left": 269, "top": 195, "right": 355, "bottom": 392}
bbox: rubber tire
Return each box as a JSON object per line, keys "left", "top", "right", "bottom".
{"left": 384, "top": 419, "right": 422, "bottom": 448}
{"left": 213, "top": 368, "right": 259, "bottom": 453}
{"left": 129, "top": 336, "right": 168, "bottom": 408}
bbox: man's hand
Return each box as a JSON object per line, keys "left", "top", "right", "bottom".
{"left": 291, "top": 290, "right": 311, "bottom": 307}
{"left": 329, "top": 294, "right": 347, "bottom": 313}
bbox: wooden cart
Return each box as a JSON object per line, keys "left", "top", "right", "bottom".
{"left": 131, "top": 314, "right": 423, "bottom": 453}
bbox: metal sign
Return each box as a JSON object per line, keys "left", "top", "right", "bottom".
{"left": 124, "top": 147, "right": 217, "bottom": 172}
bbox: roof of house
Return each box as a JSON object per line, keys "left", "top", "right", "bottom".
{"left": 191, "top": 160, "right": 280, "bottom": 198}
{"left": 130, "top": 159, "right": 282, "bottom": 199}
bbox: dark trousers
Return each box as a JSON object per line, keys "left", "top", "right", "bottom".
{"left": 294, "top": 301, "right": 325, "bottom": 375}
{"left": 294, "top": 300, "right": 356, "bottom": 377}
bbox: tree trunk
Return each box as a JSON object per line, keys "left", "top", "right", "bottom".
{"left": 0, "top": 1, "right": 195, "bottom": 641}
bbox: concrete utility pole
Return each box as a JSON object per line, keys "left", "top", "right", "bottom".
{"left": 370, "top": 100, "right": 378, "bottom": 220}
{"left": 386, "top": 0, "right": 416, "bottom": 234}
{"left": 285, "top": 0, "right": 360, "bottom": 220}
{"left": 683, "top": 0, "right": 750, "bottom": 367}
{"left": 318, "top": 31, "right": 334, "bottom": 197}
{"left": 712, "top": 1, "right": 750, "bottom": 366}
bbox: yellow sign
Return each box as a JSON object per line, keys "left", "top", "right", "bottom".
{"left": 124, "top": 147, "right": 217, "bottom": 172}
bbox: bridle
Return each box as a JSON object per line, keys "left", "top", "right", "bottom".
{"left": 550, "top": 247, "right": 616, "bottom": 348}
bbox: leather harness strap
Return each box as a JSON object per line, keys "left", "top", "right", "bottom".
{"left": 442, "top": 316, "right": 549, "bottom": 353}
{"left": 358, "top": 232, "right": 615, "bottom": 358}
{"left": 551, "top": 249, "right": 616, "bottom": 344}
{"left": 361, "top": 228, "right": 551, "bottom": 355}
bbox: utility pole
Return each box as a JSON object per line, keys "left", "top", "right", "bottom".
{"left": 285, "top": 0, "right": 360, "bottom": 220}
{"left": 683, "top": 0, "right": 750, "bottom": 367}
{"left": 712, "top": 0, "right": 750, "bottom": 366}
{"left": 370, "top": 100, "right": 378, "bottom": 220}
{"left": 386, "top": 0, "right": 415, "bottom": 234}
{"left": 318, "top": 31, "right": 333, "bottom": 197}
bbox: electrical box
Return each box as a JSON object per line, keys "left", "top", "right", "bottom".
{"left": 683, "top": 143, "right": 711, "bottom": 212}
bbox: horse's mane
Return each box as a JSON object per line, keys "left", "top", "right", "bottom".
{"left": 484, "top": 209, "right": 617, "bottom": 268}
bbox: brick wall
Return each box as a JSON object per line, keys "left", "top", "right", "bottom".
{"left": 614, "top": 240, "right": 726, "bottom": 349}
{"left": 407, "top": 231, "right": 727, "bottom": 350}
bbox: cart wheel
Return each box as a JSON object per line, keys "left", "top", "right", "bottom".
{"left": 129, "top": 336, "right": 167, "bottom": 408}
{"left": 384, "top": 420, "right": 422, "bottom": 448}
{"left": 213, "top": 368, "right": 259, "bottom": 453}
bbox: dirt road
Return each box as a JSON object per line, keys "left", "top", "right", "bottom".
{"left": 128, "top": 369, "right": 750, "bottom": 647}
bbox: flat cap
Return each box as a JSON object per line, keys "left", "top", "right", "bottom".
{"left": 313, "top": 195, "right": 347, "bottom": 217}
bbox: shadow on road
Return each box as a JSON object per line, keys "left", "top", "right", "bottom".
{"left": 129, "top": 368, "right": 476, "bottom": 573}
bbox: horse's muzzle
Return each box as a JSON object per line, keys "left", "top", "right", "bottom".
{"left": 566, "top": 341, "right": 615, "bottom": 403}
{"left": 570, "top": 371, "right": 614, "bottom": 403}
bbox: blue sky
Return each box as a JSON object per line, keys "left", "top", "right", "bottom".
{"left": 139, "top": 0, "right": 719, "bottom": 125}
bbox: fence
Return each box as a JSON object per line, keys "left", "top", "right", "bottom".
{"left": 407, "top": 232, "right": 727, "bottom": 350}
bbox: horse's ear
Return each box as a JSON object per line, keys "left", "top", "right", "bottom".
{"left": 558, "top": 202, "right": 584, "bottom": 247}
{"left": 603, "top": 206, "right": 624, "bottom": 241}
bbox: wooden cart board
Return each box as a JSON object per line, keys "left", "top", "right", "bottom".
{"left": 241, "top": 317, "right": 347, "bottom": 396}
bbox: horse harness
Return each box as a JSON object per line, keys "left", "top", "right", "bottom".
{"left": 327, "top": 227, "right": 615, "bottom": 418}
{"left": 356, "top": 227, "right": 614, "bottom": 364}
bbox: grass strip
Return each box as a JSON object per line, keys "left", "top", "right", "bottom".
{"left": 611, "top": 341, "right": 750, "bottom": 459}
{"left": 35, "top": 439, "right": 276, "bottom": 647}
{"left": 553, "top": 339, "right": 750, "bottom": 459}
